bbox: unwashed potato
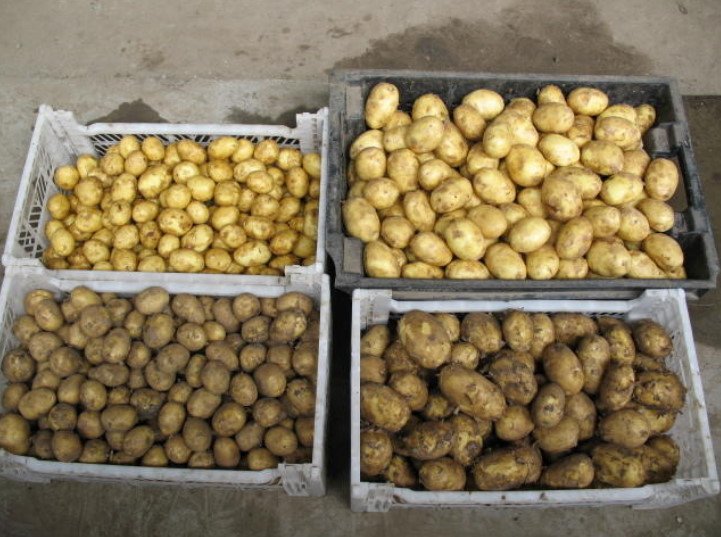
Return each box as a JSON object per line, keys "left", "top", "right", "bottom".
{"left": 419, "top": 457, "right": 466, "bottom": 491}
{"left": 439, "top": 364, "right": 506, "bottom": 420}
{"left": 472, "top": 446, "right": 541, "bottom": 490}
{"left": 360, "top": 429, "right": 393, "bottom": 476}
{"left": 540, "top": 453, "right": 594, "bottom": 489}
{"left": 360, "top": 383, "right": 410, "bottom": 432}
{"left": 398, "top": 310, "right": 451, "bottom": 368}
{"left": 397, "top": 421, "right": 453, "bottom": 460}
{"left": 599, "top": 408, "right": 650, "bottom": 449}
{"left": 592, "top": 443, "right": 646, "bottom": 488}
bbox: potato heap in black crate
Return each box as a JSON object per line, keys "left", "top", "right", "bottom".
{"left": 0, "top": 286, "right": 319, "bottom": 470}
{"left": 360, "top": 309, "right": 685, "bottom": 491}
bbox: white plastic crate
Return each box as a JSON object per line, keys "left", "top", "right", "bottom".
{"left": 0, "top": 267, "right": 331, "bottom": 497}
{"left": 350, "top": 289, "right": 719, "bottom": 511}
{"left": 2, "top": 105, "right": 329, "bottom": 283}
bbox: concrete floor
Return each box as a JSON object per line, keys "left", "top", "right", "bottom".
{"left": 1, "top": 0, "right": 720, "bottom": 535}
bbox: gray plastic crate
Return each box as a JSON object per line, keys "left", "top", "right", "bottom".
{"left": 327, "top": 70, "right": 718, "bottom": 299}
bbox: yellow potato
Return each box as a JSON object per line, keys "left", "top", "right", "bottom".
{"left": 617, "top": 207, "right": 651, "bottom": 242}
{"left": 541, "top": 175, "right": 583, "bottom": 222}
{"left": 386, "top": 149, "right": 419, "bottom": 193}
{"left": 567, "top": 114, "right": 594, "bottom": 147}
{"left": 526, "top": 244, "right": 560, "bottom": 280}
{"left": 343, "top": 197, "right": 380, "bottom": 242}
{"left": 402, "top": 262, "right": 444, "bottom": 279}
{"left": 515, "top": 188, "right": 545, "bottom": 218}
{"left": 581, "top": 141, "right": 624, "bottom": 176}
{"left": 583, "top": 205, "right": 621, "bottom": 238}
{"left": 496, "top": 110, "right": 540, "bottom": 147}
{"left": 628, "top": 250, "right": 666, "bottom": 278}
{"left": 644, "top": 158, "right": 679, "bottom": 201}
{"left": 587, "top": 239, "right": 631, "bottom": 277}
{"left": 434, "top": 122, "right": 468, "bottom": 167}
{"left": 537, "top": 84, "right": 566, "bottom": 105}
{"left": 635, "top": 104, "right": 656, "bottom": 134}
{"left": 444, "top": 259, "right": 490, "bottom": 279}
{"left": 466, "top": 143, "right": 500, "bottom": 175}
{"left": 442, "top": 218, "right": 486, "bottom": 260}
{"left": 567, "top": 87, "right": 609, "bottom": 116}
{"left": 383, "top": 126, "right": 408, "bottom": 152}
{"left": 532, "top": 103, "right": 574, "bottom": 133}
{"left": 507, "top": 216, "right": 551, "bottom": 253}
{"left": 410, "top": 232, "right": 453, "bottom": 267}
{"left": 364, "top": 240, "right": 402, "bottom": 278}
{"left": 233, "top": 240, "right": 272, "bottom": 267}
{"left": 403, "top": 191, "right": 436, "bottom": 232}
{"left": 594, "top": 116, "right": 641, "bottom": 150}
{"left": 453, "top": 104, "right": 486, "bottom": 141}
{"left": 506, "top": 97, "right": 536, "bottom": 117}
{"left": 482, "top": 122, "right": 512, "bottom": 158}
{"left": 463, "top": 89, "right": 504, "bottom": 120}
{"left": 412, "top": 93, "right": 448, "bottom": 121}
{"left": 538, "top": 134, "right": 580, "bottom": 167}
{"left": 472, "top": 168, "right": 516, "bottom": 205}
{"left": 555, "top": 216, "right": 593, "bottom": 259}
{"left": 623, "top": 149, "right": 651, "bottom": 177}
{"left": 355, "top": 147, "right": 386, "bottom": 181}
{"left": 642, "top": 233, "right": 684, "bottom": 271}
{"left": 362, "top": 178, "right": 400, "bottom": 210}
{"left": 600, "top": 172, "right": 644, "bottom": 206}
{"left": 364, "top": 83, "right": 400, "bottom": 129}
{"left": 405, "top": 116, "right": 445, "bottom": 153}
{"left": 467, "top": 205, "right": 507, "bottom": 239}
{"left": 350, "top": 130, "right": 383, "bottom": 159}
{"left": 484, "top": 243, "right": 526, "bottom": 279}
{"left": 599, "top": 104, "right": 637, "bottom": 123}
{"left": 556, "top": 257, "right": 589, "bottom": 279}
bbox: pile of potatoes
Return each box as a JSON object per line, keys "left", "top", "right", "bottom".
{"left": 43, "top": 134, "right": 321, "bottom": 274}
{"left": 343, "top": 82, "right": 686, "bottom": 280}
{"left": 0, "top": 286, "right": 319, "bottom": 470}
{"left": 359, "top": 309, "right": 685, "bottom": 491}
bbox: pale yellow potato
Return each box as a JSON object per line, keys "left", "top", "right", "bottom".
{"left": 642, "top": 233, "right": 684, "bottom": 271}
{"left": 381, "top": 216, "right": 416, "bottom": 249}
{"left": 350, "top": 130, "right": 384, "bottom": 159}
{"left": 464, "top": 145, "right": 497, "bottom": 176}
{"left": 132, "top": 200, "right": 160, "bottom": 223}
{"left": 556, "top": 257, "right": 589, "bottom": 279}
{"left": 403, "top": 191, "right": 436, "bottom": 231}
{"left": 110, "top": 174, "right": 137, "bottom": 203}
{"left": 355, "top": 147, "right": 387, "bottom": 181}
{"left": 506, "top": 97, "right": 536, "bottom": 117}
{"left": 49, "top": 228, "right": 75, "bottom": 257}
{"left": 293, "top": 235, "right": 316, "bottom": 259}
{"left": 452, "top": 104, "right": 486, "bottom": 141}
{"left": 269, "top": 229, "right": 299, "bottom": 255}
{"left": 555, "top": 217, "right": 593, "bottom": 259}
{"left": 567, "top": 87, "right": 609, "bottom": 116}
{"left": 430, "top": 176, "right": 474, "bottom": 213}
{"left": 434, "top": 122, "right": 469, "bottom": 167}
{"left": 587, "top": 239, "right": 631, "bottom": 277}
{"left": 364, "top": 240, "right": 402, "bottom": 278}
{"left": 418, "top": 159, "right": 453, "bottom": 191}
{"left": 402, "top": 262, "right": 444, "bottom": 279}
{"left": 54, "top": 165, "right": 80, "bottom": 190}
{"left": 386, "top": 148, "right": 419, "bottom": 193}
{"left": 581, "top": 141, "right": 624, "bottom": 176}
{"left": 412, "top": 93, "right": 448, "bottom": 120}
{"left": 343, "top": 197, "right": 380, "bottom": 242}
{"left": 82, "top": 239, "right": 110, "bottom": 264}
{"left": 541, "top": 176, "right": 583, "bottom": 222}
{"left": 599, "top": 104, "right": 637, "bottom": 123}
{"left": 526, "top": 244, "right": 560, "bottom": 280}
{"left": 617, "top": 207, "right": 651, "bottom": 242}
{"left": 433, "top": 210, "right": 466, "bottom": 236}
{"left": 594, "top": 116, "right": 641, "bottom": 150}
{"left": 462, "top": 89, "right": 504, "bottom": 119}
{"left": 472, "top": 168, "right": 516, "bottom": 205}
{"left": 363, "top": 178, "right": 400, "bottom": 210}
{"left": 243, "top": 215, "right": 275, "bottom": 241}
{"left": 74, "top": 177, "right": 103, "bottom": 206}
{"left": 532, "top": 103, "right": 574, "bottom": 133}
{"left": 382, "top": 126, "right": 408, "bottom": 152}
{"left": 495, "top": 110, "right": 540, "bottom": 146}
{"left": 442, "top": 218, "right": 486, "bottom": 260}
{"left": 644, "top": 158, "right": 679, "bottom": 201}
{"left": 138, "top": 165, "right": 172, "bottom": 198}
{"left": 549, "top": 166, "right": 602, "bottom": 200}
{"left": 157, "top": 234, "right": 180, "bottom": 258}
{"left": 233, "top": 159, "right": 266, "bottom": 183}
{"left": 168, "top": 248, "right": 204, "bottom": 272}
{"left": 567, "top": 114, "right": 594, "bottom": 147}
{"left": 484, "top": 243, "right": 526, "bottom": 279}
{"left": 173, "top": 161, "right": 200, "bottom": 184}
{"left": 517, "top": 188, "right": 547, "bottom": 218}
{"left": 233, "top": 240, "right": 272, "bottom": 267}
{"left": 623, "top": 149, "right": 651, "bottom": 177}
{"left": 112, "top": 224, "right": 140, "bottom": 250}
{"left": 505, "top": 144, "right": 547, "bottom": 187}
{"left": 628, "top": 250, "right": 666, "bottom": 278}
{"left": 600, "top": 173, "right": 644, "bottom": 206}
{"left": 157, "top": 208, "right": 193, "bottom": 236}
{"left": 405, "top": 116, "right": 445, "bottom": 153}
{"left": 347, "top": 180, "right": 367, "bottom": 199}
{"left": 508, "top": 216, "right": 551, "bottom": 253}
{"left": 444, "top": 259, "right": 490, "bottom": 279}
{"left": 584, "top": 205, "right": 621, "bottom": 238}
{"left": 537, "top": 84, "right": 566, "bottom": 104}
{"left": 185, "top": 175, "right": 215, "bottom": 201}
{"left": 137, "top": 256, "right": 166, "bottom": 272}
{"left": 466, "top": 205, "right": 507, "bottom": 239}
{"left": 635, "top": 104, "right": 656, "bottom": 134}
{"left": 245, "top": 170, "right": 275, "bottom": 195}
{"left": 410, "top": 232, "right": 453, "bottom": 267}
{"left": 253, "top": 139, "right": 279, "bottom": 165}
{"left": 110, "top": 248, "right": 137, "bottom": 271}
{"left": 124, "top": 150, "right": 148, "bottom": 176}
{"left": 636, "top": 198, "right": 674, "bottom": 232}
{"left": 482, "top": 122, "right": 512, "bottom": 159}
{"left": 538, "top": 134, "right": 580, "bottom": 167}
{"left": 107, "top": 201, "right": 132, "bottom": 226}
{"left": 499, "top": 202, "right": 529, "bottom": 227}
{"left": 364, "top": 83, "right": 400, "bottom": 129}
{"left": 378, "top": 202, "right": 405, "bottom": 219}
{"left": 384, "top": 110, "right": 412, "bottom": 130}
{"left": 47, "top": 193, "right": 71, "bottom": 220}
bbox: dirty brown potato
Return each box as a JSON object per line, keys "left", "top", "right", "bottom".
{"left": 461, "top": 312, "right": 503, "bottom": 355}
{"left": 398, "top": 310, "right": 451, "bottom": 368}
{"left": 472, "top": 446, "right": 541, "bottom": 490}
{"left": 632, "top": 320, "right": 673, "bottom": 359}
{"left": 633, "top": 371, "right": 685, "bottom": 412}
{"left": 540, "top": 453, "right": 594, "bottom": 489}
{"left": 597, "top": 363, "right": 635, "bottom": 412}
{"left": 360, "top": 383, "right": 411, "bottom": 432}
{"left": 531, "top": 383, "right": 566, "bottom": 428}
{"left": 488, "top": 353, "right": 537, "bottom": 405}
{"left": 495, "top": 405, "right": 535, "bottom": 442}
{"left": 592, "top": 443, "right": 646, "bottom": 488}
{"left": 360, "top": 429, "right": 393, "bottom": 476}
{"left": 542, "top": 343, "right": 584, "bottom": 395}
{"left": 576, "top": 335, "right": 610, "bottom": 394}
{"left": 439, "top": 364, "right": 506, "bottom": 420}
{"left": 419, "top": 457, "right": 466, "bottom": 491}
{"left": 598, "top": 408, "right": 651, "bottom": 449}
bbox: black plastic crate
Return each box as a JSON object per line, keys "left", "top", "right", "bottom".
{"left": 327, "top": 69, "right": 718, "bottom": 299}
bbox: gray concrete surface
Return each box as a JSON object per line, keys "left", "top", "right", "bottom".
{"left": 1, "top": 0, "right": 720, "bottom": 535}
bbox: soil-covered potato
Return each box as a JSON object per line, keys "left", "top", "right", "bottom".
{"left": 576, "top": 335, "right": 611, "bottom": 394}
{"left": 552, "top": 313, "right": 597, "bottom": 345}
{"left": 604, "top": 324, "right": 635, "bottom": 365}
{"left": 472, "top": 446, "right": 541, "bottom": 490}
{"left": 540, "top": 453, "right": 594, "bottom": 489}
{"left": 398, "top": 310, "right": 451, "bottom": 368}
{"left": 542, "top": 343, "right": 584, "bottom": 395}
{"left": 633, "top": 371, "right": 685, "bottom": 412}
{"left": 564, "top": 392, "right": 596, "bottom": 441}
{"left": 598, "top": 363, "right": 635, "bottom": 412}
{"left": 495, "top": 405, "right": 535, "bottom": 442}
{"left": 397, "top": 421, "right": 453, "bottom": 460}
{"left": 632, "top": 320, "right": 673, "bottom": 359}
{"left": 0, "top": 413, "right": 31, "bottom": 455}
{"left": 502, "top": 310, "right": 533, "bottom": 352}
{"left": 592, "top": 443, "right": 646, "bottom": 488}
{"left": 533, "top": 416, "right": 580, "bottom": 454}
{"left": 384, "top": 455, "right": 418, "bottom": 488}
{"left": 531, "top": 383, "right": 566, "bottom": 428}
{"left": 461, "top": 313, "right": 503, "bottom": 356}
{"left": 419, "top": 457, "right": 466, "bottom": 491}
{"left": 488, "top": 352, "right": 537, "bottom": 405}
{"left": 599, "top": 408, "right": 651, "bottom": 449}
{"left": 360, "top": 429, "right": 393, "bottom": 476}
{"left": 361, "top": 325, "right": 391, "bottom": 357}
{"left": 439, "top": 364, "right": 506, "bottom": 420}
